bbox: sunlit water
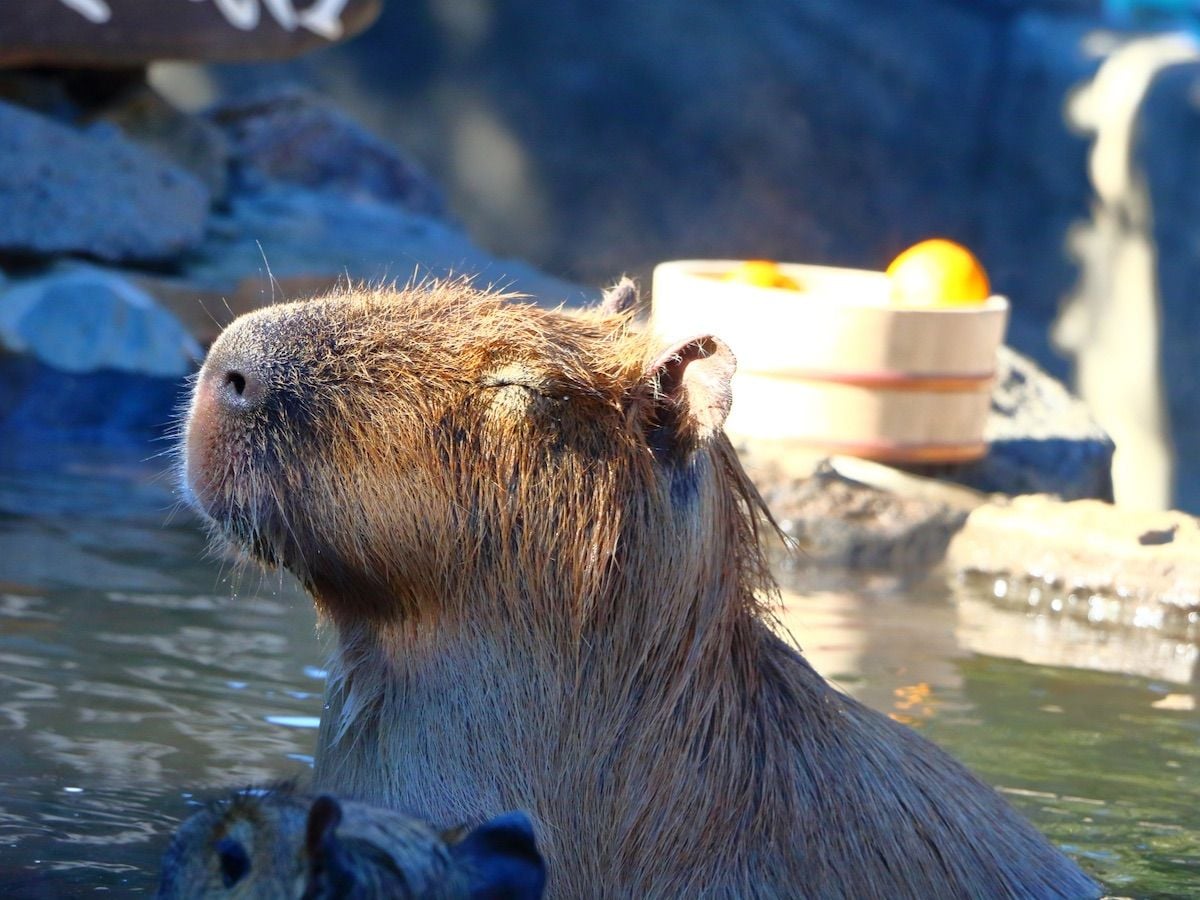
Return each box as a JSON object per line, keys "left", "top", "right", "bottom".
{"left": 0, "top": 448, "right": 1196, "bottom": 897}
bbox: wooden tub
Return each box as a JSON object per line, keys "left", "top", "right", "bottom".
{"left": 650, "top": 259, "right": 1009, "bottom": 463}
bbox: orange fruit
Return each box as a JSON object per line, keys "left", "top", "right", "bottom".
{"left": 886, "top": 239, "right": 990, "bottom": 306}
{"left": 723, "top": 260, "right": 802, "bottom": 291}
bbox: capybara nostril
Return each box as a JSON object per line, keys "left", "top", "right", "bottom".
{"left": 213, "top": 365, "right": 265, "bottom": 410}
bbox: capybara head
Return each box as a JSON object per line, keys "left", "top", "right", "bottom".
{"left": 183, "top": 280, "right": 769, "bottom": 630}
{"left": 156, "top": 785, "right": 312, "bottom": 900}
{"left": 156, "top": 785, "right": 545, "bottom": 899}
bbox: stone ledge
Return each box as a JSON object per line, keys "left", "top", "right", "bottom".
{"left": 949, "top": 495, "right": 1200, "bottom": 620}
{"left": 751, "top": 452, "right": 1199, "bottom": 643}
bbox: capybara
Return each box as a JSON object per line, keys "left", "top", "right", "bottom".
{"left": 156, "top": 784, "right": 544, "bottom": 898}
{"left": 182, "top": 279, "right": 1101, "bottom": 898}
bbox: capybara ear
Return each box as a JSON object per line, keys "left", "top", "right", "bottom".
{"left": 305, "top": 794, "right": 344, "bottom": 858}
{"left": 450, "top": 811, "right": 546, "bottom": 899}
{"left": 642, "top": 334, "right": 736, "bottom": 456}
{"left": 599, "top": 276, "right": 639, "bottom": 316}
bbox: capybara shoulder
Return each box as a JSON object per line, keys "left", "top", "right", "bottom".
{"left": 183, "top": 280, "right": 1101, "bottom": 898}
{"left": 156, "top": 784, "right": 545, "bottom": 899}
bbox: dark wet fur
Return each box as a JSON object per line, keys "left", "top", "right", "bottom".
{"left": 157, "top": 783, "right": 544, "bottom": 899}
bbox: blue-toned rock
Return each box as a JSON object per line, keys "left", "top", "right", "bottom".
{"left": 1139, "top": 58, "right": 1200, "bottom": 512}
{"left": 0, "top": 266, "right": 200, "bottom": 440}
{"left": 918, "top": 346, "right": 1115, "bottom": 501}
{"left": 100, "top": 86, "right": 232, "bottom": 201}
{"left": 210, "top": 88, "right": 445, "bottom": 217}
{"left": 0, "top": 355, "right": 188, "bottom": 442}
{"left": 0, "top": 100, "right": 209, "bottom": 263}
{"left": 0, "top": 265, "right": 201, "bottom": 378}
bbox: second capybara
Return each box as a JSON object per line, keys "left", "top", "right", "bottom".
{"left": 182, "top": 279, "right": 1101, "bottom": 898}
{"left": 156, "top": 783, "right": 544, "bottom": 898}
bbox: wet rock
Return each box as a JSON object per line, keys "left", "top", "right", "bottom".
{"left": 756, "top": 461, "right": 972, "bottom": 575}
{"left": 948, "top": 495, "right": 1200, "bottom": 638}
{"left": 913, "top": 346, "right": 1115, "bottom": 500}
{"left": 950, "top": 585, "right": 1198, "bottom": 687}
{"left": 0, "top": 100, "right": 209, "bottom": 262}
{"left": 0, "top": 265, "right": 202, "bottom": 377}
{"left": 210, "top": 88, "right": 445, "bottom": 217}
{"left": 0, "top": 0, "right": 381, "bottom": 68}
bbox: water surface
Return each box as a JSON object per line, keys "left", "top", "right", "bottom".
{"left": 0, "top": 447, "right": 1196, "bottom": 897}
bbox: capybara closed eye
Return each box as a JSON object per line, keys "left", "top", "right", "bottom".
{"left": 183, "top": 280, "right": 1100, "bottom": 898}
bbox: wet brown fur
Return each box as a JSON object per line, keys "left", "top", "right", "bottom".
{"left": 183, "top": 281, "right": 1101, "bottom": 899}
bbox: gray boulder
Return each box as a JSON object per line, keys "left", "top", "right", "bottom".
{"left": 758, "top": 461, "right": 971, "bottom": 577}
{"left": 209, "top": 88, "right": 445, "bottom": 217}
{"left": 0, "top": 100, "right": 209, "bottom": 262}
{"left": 914, "top": 346, "right": 1115, "bottom": 501}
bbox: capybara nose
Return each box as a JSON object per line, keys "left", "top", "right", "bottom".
{"left": 211, "top": 363, "right": 266, "bottom": 412}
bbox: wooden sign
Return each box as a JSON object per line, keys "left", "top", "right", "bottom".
{"left": 1, "top": 0, "right": 382, "bottom": 68}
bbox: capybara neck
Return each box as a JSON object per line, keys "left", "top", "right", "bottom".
{"left": 185, "top": 281, "right": 1099, "bottom": 899}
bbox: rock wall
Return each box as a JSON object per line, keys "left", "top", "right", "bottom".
{"left": 0, "top": 2, "right": 1130, "bottom": 509}
{"left": 236, "top": 0, "right": 1100, "bottom": 374}
{"left": 1140, "top": 56, "right": 1200, "bottom": 511}
{"left": 0, "top": 101, "right": 209, "bottom": 262}
{"left": 0, "top": 77, "right": 593, "bottom": 443}
{"left": 209, "top": 0, "right": 1200, "bottom": 509}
